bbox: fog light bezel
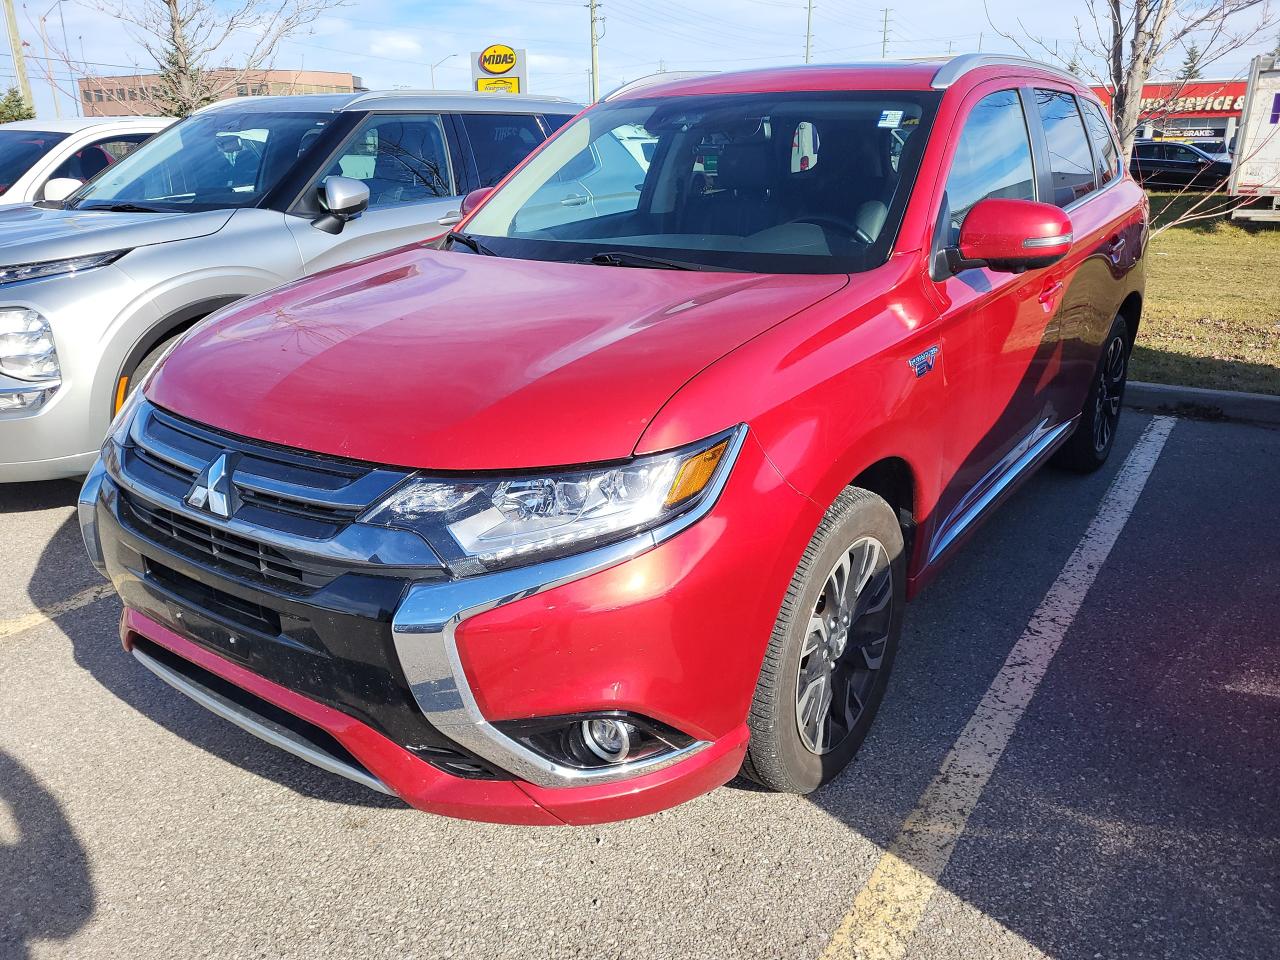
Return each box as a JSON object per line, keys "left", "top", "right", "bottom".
{"left": 495, "top": 711, "right": 697, "bottom": 772}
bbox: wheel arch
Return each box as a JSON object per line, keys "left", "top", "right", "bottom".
{"left": 1117, "top": 290, "right": 1143, "bottom": 343}
{"left": 112, "top": 295, "right": 242, "bottom": 410}
{"left": 848, "top": 456, "right": 918, "bottom": 565}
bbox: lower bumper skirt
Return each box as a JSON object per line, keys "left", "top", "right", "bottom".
{"left": 122, "top": 607, "right": 750, "bottom": 826}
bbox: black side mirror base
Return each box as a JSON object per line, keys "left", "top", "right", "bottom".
{"left": 311, "top": 214, "right": 346, "bottom": 235}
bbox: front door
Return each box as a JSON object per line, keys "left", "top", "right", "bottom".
{"left": 929, "top": 86, "right": 1064, "bottom": 554}
{"left": 286, "top": 113, "right": 461, "bottom": 274}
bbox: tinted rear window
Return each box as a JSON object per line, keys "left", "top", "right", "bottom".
{"left": 1034, "top": 90, "right": 1096, "bottom": 207}
{"left": 1079, "top": 99, "right": 1120, "bottom": 186}
{"left": 460, "top": 113, "right": 545, "bottom": 187}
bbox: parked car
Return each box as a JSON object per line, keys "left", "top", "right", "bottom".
{"left": 1130, "top": 138, "right": 1232, "bottom": 189}
{"left": 0, "top": 117, "right": 170, "bottom": 206}
{"left": 80, "top": 55, "right": 1147, "bottom": 825}
{"left": 1186, "top": 138, "right": 1231, "bottom": 162}
{"left": 0, "top": 91, "right": 580, "bottom": 481}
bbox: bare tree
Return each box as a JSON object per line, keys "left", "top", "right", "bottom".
{"left": 986, "top": 0, "right": 1277, "bottom": 157}
{"left": 57, "top": 0, "right": 345, "bottom": 117}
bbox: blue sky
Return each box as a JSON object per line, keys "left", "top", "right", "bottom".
{"left": 5, "top": 0, "right": 1278, "bottom": 117}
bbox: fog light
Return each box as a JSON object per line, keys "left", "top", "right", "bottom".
{"left": 0, "top": 384, "right": 56, "bottom": 412}
{"left": 581, "top": 718, "right": 638, "bottom": 764}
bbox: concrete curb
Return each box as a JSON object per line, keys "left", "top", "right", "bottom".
{"left": 1124, "top": 381, "right": 1280, "bottom": 426}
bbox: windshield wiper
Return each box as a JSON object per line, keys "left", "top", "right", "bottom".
{"left": 446, "top": 230, "right": 497, "bottom": 256}
{"left": 583, "top": 251, "right": 724, "bottom": 272}
{"left": 76, "top": 202, "right": 167, "bottom": 213}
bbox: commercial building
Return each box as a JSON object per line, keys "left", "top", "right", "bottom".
{"left": 78, "top": 70, "right": 364, "bottom": 116}
{"left": 1090, "top": 79, "right": 1248, "bottom": 144}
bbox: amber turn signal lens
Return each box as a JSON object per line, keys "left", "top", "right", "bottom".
{"left": 664, "top": 440, "right": 728, "bottom": 508}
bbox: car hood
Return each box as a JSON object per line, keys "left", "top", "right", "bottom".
{"left": 0, "top": 204, "right": 233, "bottom": 265}
{"left": 147, "top": 248, "right": 848, "bottom": 471}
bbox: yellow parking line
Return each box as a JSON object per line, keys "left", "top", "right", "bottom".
{"left": 0, "top": 583, "right": 116, "bottom": 641}
{"left": 822, "top": 416, "right": 1177, "bottom": 960}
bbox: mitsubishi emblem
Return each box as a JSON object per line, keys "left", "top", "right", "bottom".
{"left": 187, "top": 453, "right": 237, "bottom": 518}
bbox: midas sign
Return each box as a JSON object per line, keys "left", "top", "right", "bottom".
{"left": 478, "top": 44, "right": 518, "bottom": 75}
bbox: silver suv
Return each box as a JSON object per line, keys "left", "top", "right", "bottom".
{"left": 0, "top": 90, "right": 580, "bottom": 482}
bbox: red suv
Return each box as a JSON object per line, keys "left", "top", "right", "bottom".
{"left": 80, "top": 56, "right": 1146, "bottom": 825}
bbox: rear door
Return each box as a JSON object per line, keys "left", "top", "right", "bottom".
{"left": 1031, "top": 88, "right": 1140, "bottom": 421}
{"left": 286, "top": 112, "right": 461, "bottom": 273}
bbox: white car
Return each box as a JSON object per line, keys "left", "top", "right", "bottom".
{"left": 0, "top": 117, "right": 171, "bottom": 207}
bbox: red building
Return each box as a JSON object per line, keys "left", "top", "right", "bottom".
{"left": 1089, "top": 79, "right": 1247, "bottom": 144}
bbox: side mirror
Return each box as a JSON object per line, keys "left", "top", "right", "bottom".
{"left": 42, "top": 177, "right": 83, "bottom": 203}
{"left": 312, "top": 175, "right": 370, "bottom": 235}
{"left": 461, "top": 186, "right": 494, "bottom": 217}
{"left": 950, "top": 198, "right": 1072, "bottom": 274}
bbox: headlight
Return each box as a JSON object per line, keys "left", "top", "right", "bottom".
{"left": 0, "top": 308, "right": 59, "bottom": 381}
{"left": 0, "top": 308, "right": 60, "bottom": 412}
{"left": 362, "top": 427, "right": 743, "bottom": 573}
{"left": 0, "top": 249, "right": 128, "bottom": 287}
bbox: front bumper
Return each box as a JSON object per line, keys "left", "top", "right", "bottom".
{"left": 84, "top": 426, "right": 820, "bottom": 824}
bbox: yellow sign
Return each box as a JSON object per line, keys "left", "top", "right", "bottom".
{"left": 476, "top": 76, "right": 520, "bottom": 94}
{"left": 478, "top": 44, "right": 518, "bottom": 75}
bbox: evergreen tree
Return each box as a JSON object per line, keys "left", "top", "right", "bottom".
{"left": 0, "top": 87, "right": 35, "bottom": 124}
{"left": 1178, "top": 43, "right": 1203, "bottom": 81}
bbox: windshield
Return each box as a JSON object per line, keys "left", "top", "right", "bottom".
{"left": 464, "top": 91, "right": 939, "bottom": 274}
{"left": 0, "top": 129, "right": 68, "bottom": 195}
{"left": 71, "top": 111, "right": 330, "bottom": 212}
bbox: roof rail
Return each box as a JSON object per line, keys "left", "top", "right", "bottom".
{"left": 931, "top": 53, "right": 1081, "bottom": 89}
{"left": 603, "top": 71, "right": 716, "bottom": 101}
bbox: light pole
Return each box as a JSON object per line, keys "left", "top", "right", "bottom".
{"left": 430, "top": 53, "right": 457, "bottom": 90}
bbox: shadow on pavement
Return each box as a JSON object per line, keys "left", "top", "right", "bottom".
{"left": 30, "top": 513, "right": 402, "bottom": 812}
{"left": 804, "top": 417, "right": 1280, "bottom": 959}
{"left": 0, "top": 479, "right": 80, "bottom": 515}
{"left": 0, "top": 750, "right": 95, "bottom": 960}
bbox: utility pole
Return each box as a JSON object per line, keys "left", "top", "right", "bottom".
{"left": 588, "top": 0, "right": 604, "bottom": 103}
{"left": 2, "top": 0, "right": 33, "bottom": 107}
{"left": 40, "top": 16, "right": 58, "bottom": 117}
{"left": 804, "top": 0, "right": 814, "bottom": 64}
{"left": 880, "top": 8, "right": 890, "bottom": 59}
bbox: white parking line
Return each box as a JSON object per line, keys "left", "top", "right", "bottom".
{"left": 0, "top": 583, "right": 115, "bottom": 641}
{"left": 822, "top": 415, "right": 1178, "bottom": 960}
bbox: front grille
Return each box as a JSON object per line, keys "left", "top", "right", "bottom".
{"left": 121, "top": 402, "right": 411, "bottom": 541}
{"left": 120, "top": 490, "right": 335, "bottom": 592}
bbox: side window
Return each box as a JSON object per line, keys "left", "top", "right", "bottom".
{"left": 942, "top": 89, "right": 1035, "bottom": 245}
{"left": 1079, "top": 100, "right": 1120, "bottom": 185}
{"left": 1034, "top": 89, "right": 1097, "bottom": 207}
{"left": 1165, "top": 144, "right": 1199, "bottom": 163}
{"left": 1133, "top": 142, "right": 1159, "bottom": 161}
{"left": 48, "top": 133, "right": 151, "bottom": 183}
{"left": 320, "top": 113, "right": 452, "bottom": 208}
{"left": 459, "top": 113, "right": 544, "bottom": 188}
{"left": 543, "top": 113, "right": 576, "bottom": 132}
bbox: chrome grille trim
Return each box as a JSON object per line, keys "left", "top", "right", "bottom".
{"left": 106, "top": 401, "right": 446, "bottom": 579}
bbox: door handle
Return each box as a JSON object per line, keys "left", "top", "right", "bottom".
{"left": 559, "top": 194, "right": 589, "bottom": 207}
{"left": 1106, "top": 235, "right": 1126, "bottom": 258}
{"left": 1038, "top": 279, "right": 1064, "bottom": 311}
{"left": 436, "top": 211, "right": 462, "bottom": 226}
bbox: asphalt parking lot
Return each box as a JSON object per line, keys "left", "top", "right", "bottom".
{"left": 1, "top": 411, "right": 1277, "bottom": 960}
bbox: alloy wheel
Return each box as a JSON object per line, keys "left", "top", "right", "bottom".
{"left": 794, "top": 537, "right": 894, "bottom": 755}
{"left": 1093, "top": 333, "right": 1127, "bottom": 453}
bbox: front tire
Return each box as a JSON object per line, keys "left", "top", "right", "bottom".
{"left": 1054, "top": 313, "right": 1131, "bottom": 473}
{"left": 743, "top": 487, "right": 906, "bottom": 793}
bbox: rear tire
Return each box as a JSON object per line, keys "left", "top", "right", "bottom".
{"left": 1054, "top": 313, "right": 1131, "bottom": 473}
{"left": 743, "top": 487, "right": 906, "bottom": 793}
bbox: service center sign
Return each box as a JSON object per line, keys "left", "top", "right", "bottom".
{"left": 472, "top": 44, "right": 528, "bottom": 94}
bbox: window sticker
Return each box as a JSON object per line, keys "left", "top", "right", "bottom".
{"left": 878, "top": 109, "right": 904, "bottom": 129}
